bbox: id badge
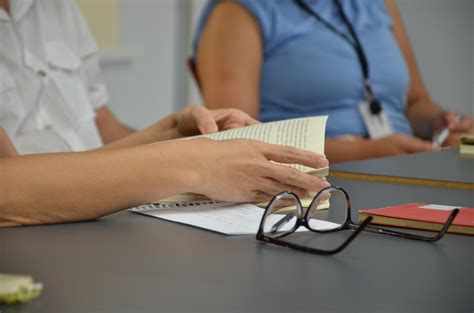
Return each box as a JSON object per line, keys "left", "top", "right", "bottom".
{"left": 358, "top": 101, "right": 393, "bottom": 139}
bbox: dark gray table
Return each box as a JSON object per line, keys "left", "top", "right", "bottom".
{"left": 331, "top": 148, "right": 474, "bottom": 188}
{"left": 1, "top": 178, "right": 473, "bottom": 313}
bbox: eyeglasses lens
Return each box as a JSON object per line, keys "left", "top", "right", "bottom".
{"left": 306, "top": 189, "right": 348, "bottom": 231}
{"left": 262, "top": 193, "right": 300, "bottom": 238}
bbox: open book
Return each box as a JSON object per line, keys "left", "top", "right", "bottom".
{"left": 158, "top": 116, "right": 328, "bottom": 208}
{"left": 129, "top": 116, "right": 329, "bottom": 234}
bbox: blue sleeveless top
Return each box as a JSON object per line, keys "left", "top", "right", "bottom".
{"left": 193, "top": 0, "right": 412, "bottom": 138}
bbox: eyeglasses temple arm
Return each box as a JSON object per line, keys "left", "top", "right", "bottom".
{"left": 269, "top": 214, "right": 295, "bottom": 234}
{"left": 362, "top": 209, "right": 460, "bottom": 242}
{"left": 319, "top": 216, "right": 373, "bottom": 255}
{"left": 259, "top": 216, "right": 373, "bottom": 255}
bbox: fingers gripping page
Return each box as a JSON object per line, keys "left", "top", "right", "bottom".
{"left": 200, "top": 116, "right": 328, "bottom": 173}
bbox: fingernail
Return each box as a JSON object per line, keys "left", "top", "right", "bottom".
{"left": 318, "top": 157, "right": 329, "bottom": 167}
{"left": 319, "top": 181, "right": 331, "bottom": 188}
{"left": 201, "top": 125, "right": 218, "bottom": 134}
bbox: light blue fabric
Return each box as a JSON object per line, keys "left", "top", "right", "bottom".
{"left": 193, "top": 0, "right": 412, "bottom": 138}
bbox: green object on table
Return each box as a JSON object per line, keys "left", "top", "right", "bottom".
{"left": 0, "top": 273, "right": 43, "bottom": 304}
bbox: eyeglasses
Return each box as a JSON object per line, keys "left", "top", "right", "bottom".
{"left": 256, "top": 186, "right": 459, "bottom": 255}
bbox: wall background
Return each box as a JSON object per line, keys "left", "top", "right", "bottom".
{"left": 81, "top": 0, "right": 474, "bottom": 130}
{"left": 397, "top": 0, "right": 474, "bottom": 116}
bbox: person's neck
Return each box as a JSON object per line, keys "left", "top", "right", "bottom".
{"left": 0, "top": 0, "right": 10, "bottom": 14}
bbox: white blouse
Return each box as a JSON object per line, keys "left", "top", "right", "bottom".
{"left": 0, "top": 0, "right": 109, "bottom": 154}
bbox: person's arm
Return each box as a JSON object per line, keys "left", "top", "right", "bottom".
{"left": 95, "top": 106, "right": 135, "bottom": 144}
{"left": 68, "top": 0, "right": 135, "bottom": 144}
{"left": 0, "top": 0, "right": 10, "bottom": 14}
{"left": 196, "top": 1, "right": 262, "bottom": 118}
{"left": 100, "top": 105, "right": 259, "bottom": 150}
{"left": 385, "top": 0, "right": 473, "bottom": 144}
{"left": 325, "top": 135, "right": 436, "bottom": 163}
{"left": 0, "top": 138, "right": 328, "bottom": 227}
{"left": 0, "top": 128, "right": 18, "bottom": 158}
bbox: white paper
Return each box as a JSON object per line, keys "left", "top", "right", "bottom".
{"left": 129, "top": 202, "right": 339, "bottom": 235}
{"left": 420, "top": 204, "right": 461, "bottom": 211}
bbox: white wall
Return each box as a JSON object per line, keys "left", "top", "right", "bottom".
{"left": 100, "top": 0, "right": 179, "bottom": 129}
{"left": 101, "top": 0, "right": 474, "bottom": 129}
{"left": 397, "top": 0, "right": 474, "bottom": 115}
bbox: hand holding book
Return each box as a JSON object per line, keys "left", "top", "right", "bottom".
{"left": 161, "top": 116, "right": 329, "bottom": 206}
{"left": 182, "top": 138, "right": 329, "bottom": 203}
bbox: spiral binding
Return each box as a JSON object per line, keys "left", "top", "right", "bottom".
{"left": 131, "top": 200, "right": 221, "bottom": 211}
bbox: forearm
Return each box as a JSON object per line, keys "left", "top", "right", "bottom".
{"left": 385, "top": 0, "right": 443, "bottom": 139}
{"left": 97, "top": 119, "right": 135, "bottom": 144}
{"left": 325, "top": 138, "right": 367, "bottom": 163}
{"left": 100, "top": 113, "right": 182, "bottom": 150}
{"left": 95, "top": 106, "right": 135, "bottom": 144}
{"left": 0, "top": 142, "right": 194, "bottom": 227}
{"left": 100, "top": 105, "right": 260, "bottom": 150}
{"left": 0, "top": 128, "right": 18, "bottom": 158}
{"left": 406, "top": 99, "right": 443, "bottom": 139}
{"left": 326, "top": 137, "right": 396, "bottom": 163}
{"left": 326, "top": 134, "right": 435, "bottom": 163}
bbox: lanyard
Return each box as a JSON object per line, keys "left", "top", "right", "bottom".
{"left": 294, "top": 0, "right": 382, "bottom": 115}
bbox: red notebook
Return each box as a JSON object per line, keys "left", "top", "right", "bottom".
{"left": 359, "top": 203, "right": 474, "bottom": 235}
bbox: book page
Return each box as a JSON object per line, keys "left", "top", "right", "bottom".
{"left": 130, "top": 202, "right": 337, "bottom": 235}
{"left": 200, "top": 116, "right": 327, "bottom": 173}
{"left": 202, "top": 116, "right": 327, "bottom": 152}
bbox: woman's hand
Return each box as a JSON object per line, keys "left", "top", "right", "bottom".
{"left": 361, "top": 134, "right": 437, "bottom": 159}
{"left": 434, "top": 111, "right": 473, "bottom": 147}
{"left": 101, "top": 105, "right": 258, "bottom": 150}
{"left": 179, "top": 138, "right": 329, "bottom": 203}
{"left": 173, "top": 105, "right": 259, "bottom": 137}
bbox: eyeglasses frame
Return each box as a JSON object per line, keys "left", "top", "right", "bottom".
{"left": 256, "top": 186, "right": 460, "bottom": 255}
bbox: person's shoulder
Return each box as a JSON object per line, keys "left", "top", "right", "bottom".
{"left": 234, "top": 0, "right": 278, "bottom": 10}
{"left": 193, "top": 0, "right": 285, "bottom": 53}
{"left": 34, "top": 0, "right": 97, "bottom": 58}
{"left": 33, "top": 0, "right": 86, "bottom": 32}
{"left": 207, "top": 0, "right": 285, "bottom": 20}
{"left": 232, "top": 0, "right": 287, "bottom": 17}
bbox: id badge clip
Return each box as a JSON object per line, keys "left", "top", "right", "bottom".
{"left": 358, "top": 99, "right": 393, "bottom": 139}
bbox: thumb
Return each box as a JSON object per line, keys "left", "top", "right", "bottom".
{"left": 192, "top": 106, "right": 219, "bottom": 134}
